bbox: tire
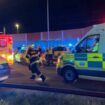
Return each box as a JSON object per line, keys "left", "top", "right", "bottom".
{"left": 63, "top": 67, "right": 77, "bottom": 83}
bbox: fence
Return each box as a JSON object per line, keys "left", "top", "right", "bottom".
{"left": 12, "top": 26, "right": 92, "bottom": 50}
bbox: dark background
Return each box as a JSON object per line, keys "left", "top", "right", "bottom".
{"left": 0, "top": 0, "right": 105, "bottom": 33}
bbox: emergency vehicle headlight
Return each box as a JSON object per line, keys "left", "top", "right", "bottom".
{"left": 1, "top": 54, "right": 6, "bottom": 58}
{"left": 8, "top": 55, "right": 13, "bottom": 60}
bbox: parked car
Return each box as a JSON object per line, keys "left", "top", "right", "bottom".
{"left": 0, "top": 57, "right": 10, "bottom": 81}
{"left": 44, "top": 46, "right": 70, "bottom": 66}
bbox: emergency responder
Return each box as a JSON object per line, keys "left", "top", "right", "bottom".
{"left": 92, "top": 37, "right": 99, "bottom": 52}
{"left": 37, "top": 46, "right": 43, "bottom": 66}
{"left": 45, "top": 48, "right": 53, "bottom": 66}
{"left": 41, "top": 52, "right": 45, "bottom": 65}
{"left": 86, "top": 37, "right": 99, "bottom": 53}
{"left": 26, "top": 46, "right": 46, "bottom": 82}
{"left": 37, "top": 46, "right": 42, "bottom": 57}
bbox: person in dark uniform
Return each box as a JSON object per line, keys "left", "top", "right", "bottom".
{"left": 37, "top": 46, "right": 43, "bottom": 66}
{"left": 37, "top": 46, "right": 42, "bottom": 57}
{"left": 26, "top": 46, "right": 46, "bottom": 82}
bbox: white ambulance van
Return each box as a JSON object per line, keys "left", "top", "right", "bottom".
{"left": 56, "top": 23, "right": 105, "bottom": 82}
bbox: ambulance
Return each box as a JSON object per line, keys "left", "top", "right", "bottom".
{"left": 0, "top": 35, "right": 13, "bottom": 64}
{"left": 56, "top": 23, "right": 105, "bottom": 82}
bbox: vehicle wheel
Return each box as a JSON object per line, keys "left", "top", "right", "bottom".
{"left": 63, "top": 67, "right": 77, "bottom": 83}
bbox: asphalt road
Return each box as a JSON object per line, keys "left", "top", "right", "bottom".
{"left": 1, "top": 63, "right": 105, "bottom": 97}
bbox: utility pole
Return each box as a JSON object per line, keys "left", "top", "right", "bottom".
{"left": 3, "top": 26, "right": 6, "bottom": 34}
{"left": 47, "top": 0, "right": 50, "bottom": 48}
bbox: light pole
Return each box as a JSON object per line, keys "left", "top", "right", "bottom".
{"left": 47, "top": 0, "right": 50, "bottom": 48}
{"left": 3, "top": 26, "right": 6, "bottom": 34}
{"left": 15, "top": 23, "right": 19, "bottom": 34}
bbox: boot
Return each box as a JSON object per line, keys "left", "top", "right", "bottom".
{"left": 40, "top": 75, "right": 46, "bottom": 82}
{"left": 30, "top": 75, "right": 36, "bottom": 80}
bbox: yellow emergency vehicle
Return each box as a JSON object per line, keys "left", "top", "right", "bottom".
{"left": 53, "top": 46, "right": 69, "bottom": 57}
{"left": 14, "top": 48, "right": 29, "bottom": 65}
{"left": 56, "top": 23, "right": 105, "bottom": 82}
{"left": 52, "top": 46, "right": 69, "bottom": 64}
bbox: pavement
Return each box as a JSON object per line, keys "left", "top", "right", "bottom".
{"left": 1, "top": 63, "right": 105, "bottom": 97}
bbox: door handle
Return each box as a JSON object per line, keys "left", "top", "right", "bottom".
{"left": 93, "top": 56, "right": 99, "bottom": 58}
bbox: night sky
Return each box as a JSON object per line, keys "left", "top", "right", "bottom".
{"left": 0, "top": 0, "right": 105, "bottom": 34}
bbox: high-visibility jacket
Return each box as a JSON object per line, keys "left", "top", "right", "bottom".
{"left": 92, "top": 42, "right": 99, "bottom": 52}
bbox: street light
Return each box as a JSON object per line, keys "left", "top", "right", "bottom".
{"left": 15, "top": 23, "right": 19, "bottom": 33}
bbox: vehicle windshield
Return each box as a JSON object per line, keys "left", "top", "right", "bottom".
{"left": 75, "top": 34, "right": 100, "bottom": 53}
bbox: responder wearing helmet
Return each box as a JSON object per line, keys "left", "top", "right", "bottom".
{"left": 26, "top": 46, "right": 46, "bottom": 82}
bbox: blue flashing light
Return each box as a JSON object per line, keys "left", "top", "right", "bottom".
{"left": 32, "top": 44, "right": 35, "bottom": 48}
{"left": 68, "top": 43, "right": 73, "bottom": 47}
{"left": 21, "top": 44, "right": 26, "bottom": 50}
